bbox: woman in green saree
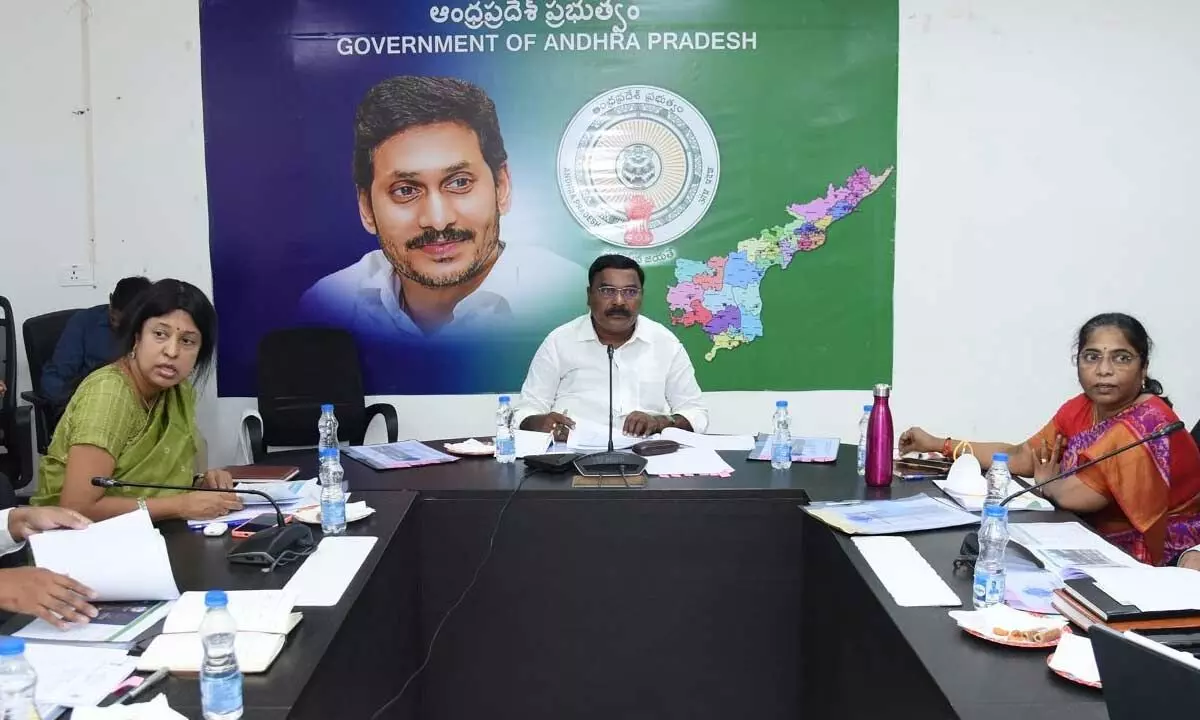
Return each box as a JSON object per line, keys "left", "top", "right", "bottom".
{"left": 33, "top": 280, "right": 242, "bottom": 521}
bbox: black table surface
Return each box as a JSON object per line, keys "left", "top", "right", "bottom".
{"left": 268, "top": 443, "right": 1109, "bottom": 718}
{"left": 155, "top": 490, "right": 418, "bottom": 718}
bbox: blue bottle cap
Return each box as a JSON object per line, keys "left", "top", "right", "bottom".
{"left": 0, "top": 637, "right": 24, "bottom": 657}
{"left": 321, "top": 404, "right": 334, "bottom": 413}
{"left": 992, "top": 452, "right": 1009, "bottom": 462}
{"left": 983, "top": 504, "right": 1008, "bottom": 519}
{"left": 204, "top": 590, "right": 228, "bottom": 608}
{"left": 499, "top": 395, "right": 511, "bottom": 403}
{"left": 776, "top": 400, "right": 788, "bottom": 408}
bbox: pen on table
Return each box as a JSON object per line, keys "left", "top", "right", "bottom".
{"left": 120, "top": 667, "right": 170, "bottom": 704}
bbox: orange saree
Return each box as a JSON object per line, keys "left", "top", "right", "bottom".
{"left": 1028, "top": 394, "right": 1200, "bottom": 566}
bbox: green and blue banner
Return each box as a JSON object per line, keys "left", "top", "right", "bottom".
{"left": 201, "top": 0, "right": 897, "bottom": 396}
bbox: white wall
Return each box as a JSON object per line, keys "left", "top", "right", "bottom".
{"left": 2, "top": 0, "right": 1198, "bottom": 469}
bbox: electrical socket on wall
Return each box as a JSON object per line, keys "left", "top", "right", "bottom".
{"left": 58, "top": 264, "right": 94, "bottom": 287}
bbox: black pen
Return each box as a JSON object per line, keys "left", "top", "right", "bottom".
{"left": 120, "top": 667, "right": 170, "bottom": 704}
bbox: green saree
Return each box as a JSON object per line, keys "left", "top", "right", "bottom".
{"left": 33, "top": 364, "right": 199, "bottom": 506}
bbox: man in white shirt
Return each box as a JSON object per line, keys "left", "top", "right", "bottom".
{"left": 0, "top": 506, "right": 98, "bottom": 628}
{"left": 298, "top": 75, "right": 584, "bottom": 339}
{"left": 514, "top": 254, "right": 708, "bottom": 440}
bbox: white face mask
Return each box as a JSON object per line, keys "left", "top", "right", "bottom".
{"left": 943, "top": 452, "right": 985, "bottom": 495}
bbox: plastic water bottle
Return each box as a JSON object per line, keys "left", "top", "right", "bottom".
{"left": 985, "top": 453, "right": 1013, "bottom": 507}
{"left": 856, "top": 404, "right": 872, "bottom": 476}
{"left": 200, "top": 590, "right": 243, "bottom": 720}
{"left": 0, "top": 637, "right": 39, "bottom": 720}
{"left": 972, "top": 505, "right": 1010, "bottom": 609}
{"left": 495, "top": 396, "right": 516, "bottom": 464}
{"left": 318, "top": 446, "right": 348, "bottom": 495}
{"left": 318, "top": 448, "right": 346, "bottom": 536}
{"left": 317, "top": 403, "right": 339, "bottom": 459}
{"left": 770, "top": 401, "right": 792, "bottom": 470}
{"left": 865, "top": 384, "right": 894, "bottom": 487}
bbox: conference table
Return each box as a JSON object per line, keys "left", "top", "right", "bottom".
{"left": 142, "top": 443, "right": 1108, "bottom": 719}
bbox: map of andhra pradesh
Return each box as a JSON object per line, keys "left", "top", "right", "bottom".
{"left": 667, "top": 166, "right": 894, "bottom": 361}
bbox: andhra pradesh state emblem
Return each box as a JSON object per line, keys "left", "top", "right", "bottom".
{"left": 557, "top": 85, "right": 720, "bottom": 249}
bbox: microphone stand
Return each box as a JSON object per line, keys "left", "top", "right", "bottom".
{"left": 572, "top": 344, "right": 647, "bottom": 479}
{"left": 956, "top": 420, "right": 1185, "bottom": 566}
{"left": 92, "top": 476, "right": 316, "bottom": 567}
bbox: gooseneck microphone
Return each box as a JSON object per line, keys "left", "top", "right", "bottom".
{"left": 1000, "top": 420, "right": 1185, "bottom": 507}
{"left": 957, "top": 420, "right": 1186, "bottom": 566}
{"left": 92, "top": 476, "right": 315, "bottom": 567}
{"left": 572, "top": 344, "right": 647, "bottom": 478}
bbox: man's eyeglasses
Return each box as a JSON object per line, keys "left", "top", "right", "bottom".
{"left": 594, "top": 286, "right": 642, "bottom": 300}
{"left": 1075, "top": 350, "right": 1140, "bottom": 368}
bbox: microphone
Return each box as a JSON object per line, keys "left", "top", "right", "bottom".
{"left": 956, "top": 420, "right": 1186, "bottom": 566}
{"left": 91, "top": 476, "right": 315, "bottom": 567}
{"left": 572, "top": 344, "right": 647, "bottom": 478}
{"left": 1000, "top": 420, "right": 1186, "bottom": 507}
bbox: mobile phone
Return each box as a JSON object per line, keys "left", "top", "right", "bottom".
{"left": 231, "top": 513, "right": 290, "bottom": 539}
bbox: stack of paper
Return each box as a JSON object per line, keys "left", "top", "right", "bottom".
{"left": 1008, "top": 522, "right": 1142, "bottom": 575}
{"left": 660, "top": 428, "right": 755, "bottom": 451}
{"left": 30, "top": 509, "right": 179, "bottom": 601}
{"left": 643, "top": 447, "right": 735, "bottom": 477}
{"left": 21, "top": 644, "right": 137, "bottom": 719}
{"left": 1083, "top": 566, "right": 1200, "bottom": 613}
{"left": 187, "top": 479, "right": 334, "bottom": 528}
{"left": 342, "top": 440, "right": 458, "bottom": 470}
{"left": 565, "top": 418, "right": 642, "bottom": 451}
{"left": 748, "top": 435, "right": 840, "bottom": 463}
{"left": 136, "top": 590, "right": 302, "bottom": 674}
{"left": 17, "top": 601, "right": 173, "bottom": 647}
{"left": 235, "top": 478, "right": 315, "bottom": 505}
{"left": 804, "top": 494, "right": 979, "bottom": 535}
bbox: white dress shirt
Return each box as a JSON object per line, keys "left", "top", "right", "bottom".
{"left": 297, "top": 242, "right": 585, "bottom": 339}
{"left": 0, "top": 509, "right": 24, "bottom": 556}
{"left": 514, "top": 314, "right": 709, "bottom": 434}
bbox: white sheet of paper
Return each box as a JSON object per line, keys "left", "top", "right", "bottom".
{"left": 514, "top": 430, "right": 553, "bottom": 458}
{"left": 284, "top": 536, "right": 377, "bottom": 607}
{"left": 566, "top": 418, "right": 642, "bottom": 451}
{"left": 23, "top": 644, "right": 136, "bottom": 711}
{"left": 1085, "top": 566, "right": 1200, "bottom": 612}
{"left": 660, "top": 428, "right": 755, "bottom": 451}
{"left": 852, "top": 536, "right": 962, "bottom": 607}
{"left": 29, "top": 509, "right": 180, "bottom": 601}
{"left": 1048, "top": 632, "right": 1100, "bottom": 685}
{"left": 73, "top": 694, "right": 187, "bottom": 720}
{"left": 162, "top": 590, "right": 296, "bottom": 634}
{"left": 643, "top": 447, "right": 735, "bottom": 476}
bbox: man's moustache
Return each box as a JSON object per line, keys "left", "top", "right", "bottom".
{"left": 606, "top": 308, "right": 631, "bottom": 317}
{"left": 405, "top": 228, "right": 475, "bottom": 250}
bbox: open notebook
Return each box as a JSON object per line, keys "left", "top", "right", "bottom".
{"left": 136, "top": 590, "right": 302, "bottom": 674}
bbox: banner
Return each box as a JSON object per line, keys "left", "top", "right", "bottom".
{"left": 201, "top": 0, "right": 897, "bottom": 396}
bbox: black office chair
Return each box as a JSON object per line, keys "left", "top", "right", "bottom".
{"left": 20, "top": 308, "right": 82, "bottom": 455}
{"left": 0, "top": 296, "right": 30, "bottom": 500}
{"left": 241, "top": 328, "right": 398, "bottom": 462}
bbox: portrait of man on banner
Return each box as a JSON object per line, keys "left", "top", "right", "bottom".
{"left": 298, "top": 75, "right": 584, "bottom": 342}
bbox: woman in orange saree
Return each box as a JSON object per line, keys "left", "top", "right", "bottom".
{"left": 900, "top": 313, "right": 1200, "bottom": 566}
